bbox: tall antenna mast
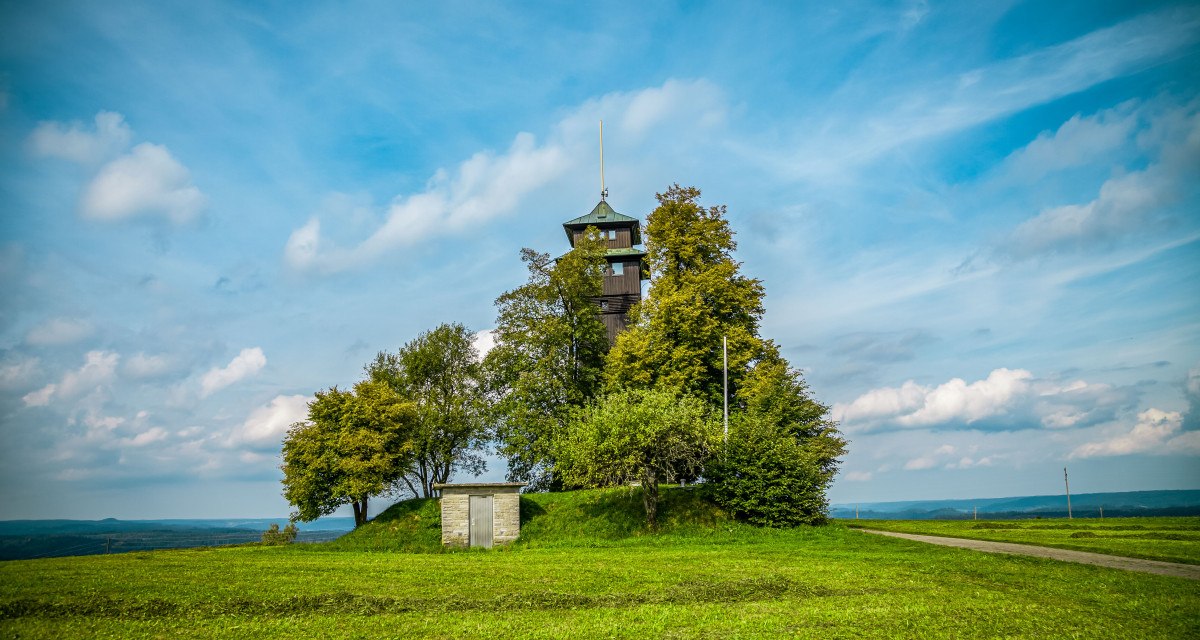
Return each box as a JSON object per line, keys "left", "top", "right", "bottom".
{"left": 599, "top": 120, "right": 608, "bottom": 201}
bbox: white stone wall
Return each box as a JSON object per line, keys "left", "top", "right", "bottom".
{"left": 439, "top": 491, "right": 471, "bottom": 547}
{"left": 435, "top": 484, "right": 524, "bottom": 548}
{"left": 492, "top": 491, "right": 521, "bottom": 544}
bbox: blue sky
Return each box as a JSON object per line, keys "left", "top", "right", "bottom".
{"left": 1, "top": 1, "right": 1197, "bottom": 519}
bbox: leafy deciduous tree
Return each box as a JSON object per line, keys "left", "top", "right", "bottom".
{"left": 281, "top": 380, "right": 415, "bottom": 528}
{"left": 367, "top": 322, "right": 488, "bottom": 498}
{"left": 603, "top": 184, "right": 846, "bottom": 526}
{"left": 605, "top": 185, "right": 767, "bottom": 408}
{"left": 485, "top": 230, "right": 609, "bottom": 489}
{"left": 555, "top": 387, "right": 719, "bottom": 527}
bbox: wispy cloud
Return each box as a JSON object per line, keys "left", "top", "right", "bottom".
{"left": 199, "top": 348, "right": 266, "bottom": 397}
{"left": 285, "top": 79, "right": 727, "bottom": 273}
{"left": 776, "top": 7, "right": 1200, "bottom": 182}
{"left": 26, "top": 317, "right": 94, "bottom": 346}
{"left": 29, "top": 111, "right": 132, "bottom": 165}
{"left": 1000, "top": 99, "right": 1199, "bottom": 259}
{"left": 22, "top": 350, "right": 120, "bottom": 407}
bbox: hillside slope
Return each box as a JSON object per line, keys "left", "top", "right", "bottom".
{"left": 317, "top": 486, "right": 735, "bottom": 552}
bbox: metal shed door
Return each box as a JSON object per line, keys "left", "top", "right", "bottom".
{"left": 469, "top": 495, "right": 493, "bottom": 548}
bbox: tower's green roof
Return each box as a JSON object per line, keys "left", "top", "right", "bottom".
{"left": 563, "top": 200, "right": 642, "bottom": 245}
{"left": 563, "top": 200, "right": 639, "bottom": 227}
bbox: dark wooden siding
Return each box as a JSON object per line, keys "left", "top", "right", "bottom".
{"left": 601, "top": 312, "right": 628, "bottom": 344}
{"left": 612, "top": 228, "right": 631, "bottom": 249}
{"left": 571, "top": 226, "right": 634, "bottom": 249}
{"left": 603, "top": 261, "right": 641, "bottom": 296}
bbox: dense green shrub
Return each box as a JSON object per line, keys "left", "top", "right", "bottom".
{"left": 261, "top": 523, "right": 298, "bottom": 545}
{"left": 703, "top": 415, "right": 840, "bottom": 526}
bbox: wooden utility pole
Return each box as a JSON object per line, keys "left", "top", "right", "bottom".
{"left": 974, "top": 506, "right": 977, "bottom": 521}
{"left": 1064, "top": 467, "right": 1073, "bottom": 520}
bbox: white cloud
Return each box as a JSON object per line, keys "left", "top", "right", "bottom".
{"left": 58, "top": 351, "right": 120, "bottom": 398}
{"left": 28, "top": 111, "right": 132, "bottom": 165}
{"left": 123, "top": 352, "right": 174, "bottom": 379}
{"left": 286, "top": 79, "right": 726, "bottom": 273}
{"left": 30, "top": 111, "right": 207, "bottom": 225}
{"left": 230, "top": 394, "right": 310, "bottom": 446}
{"left": 287, "top": 132, "right": 566, "bottom": 272}
{"left": 0, "top": 357, "right": 40, "bottom": 390}
{"left": 21, "top": 350, "right": 120, "bottom": 407}
{"left": 200, "top": 348, "right": 266, "bottom": 397}
{"left": 903, "top": 456, "right": 936, "bottom": 471}
{"left": 284, "top": 218, "right": 322, "bottom": 270}
{"left": 1001, "top": 102, "right": 1138, "bottom": 181}
{"left": 81, "top": 143, "right": 207, "bottom": 224}
{"left": 776, "top": 8, "right": 1200, "bottom": 183}
{"left": 26, "top": 317, "right": 93, "bottom": 346}
{"left": 120, "top": 427, "right": 168, "bottom": 448}
{"left": 83, "top": 411, "right": 125, "bottom": 432}
{"left": 22, "top": 384, "right": 56, "bottom": 407}
{"left": 1070, "top": 408, "right": 1197, "bottom": 458}
{"left": 843, "top": 471, "right": 873, "bottom": 482}
{"left": 1001, "top": 99, "right": 1199, "bottom": 259}
{"left": 833, "top": 368, "right": 1135, "bottom": 434}
{"left": 946, "top": 456, "right": 996, "bottom": 469}
{"left": 472, "top": 329, "right": 496, "bottom": 361}
{"left": 1006, "top": 167, "right": 1173, "bottom": 258}
{"left": 834, "top": 368, "right": 1033, "bottom": 431}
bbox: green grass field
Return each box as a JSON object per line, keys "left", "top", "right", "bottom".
{"left": 2, "top": 489, "right": 1198, "bottom": 639}
{"left": 846, "top": 516, "right": 1200, "bottom": 565}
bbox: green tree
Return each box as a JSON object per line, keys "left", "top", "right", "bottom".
{"left": 367, "top": 322, "right": 489, "bottom": 498}
{"left": 555, "top": 388, "right": 719, "bottom": 527}
{"left": 260, "top": 522, "right": 298, "bottom": 545}
{"left": 485, "top": 230, "right": 609, "bottom": 489}
{"left": 281, "top": 380, "right": 416, "bottom": 528}
{"left": 603, "top": 185, "right": 846, "bottom": 525}
{"left": 704, "top": 354, "right": 847, "bottom": 525}
{"left": 605, "top": 185, "right": 767, "bottom": 407}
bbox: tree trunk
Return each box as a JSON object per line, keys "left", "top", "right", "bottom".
{"left": 641, "top": 468, "right": 659, "bottom": 529}
{"left": 352, "top": 496, "right": 369, "bottom": 528}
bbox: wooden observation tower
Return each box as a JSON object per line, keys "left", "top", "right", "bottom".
{"left": 561, "top": 122, "right": 649, "bottom": 344}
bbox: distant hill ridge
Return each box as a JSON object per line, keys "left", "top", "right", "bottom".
{"left": 831, "top": 489, "right": 1200, "bottom": 520}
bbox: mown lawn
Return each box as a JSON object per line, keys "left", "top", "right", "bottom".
{"left": 2, "top": 522, "right": 1197, "bottom": 638}
{"left": 846, "top": 517, "right": 1200, "bottom": 565}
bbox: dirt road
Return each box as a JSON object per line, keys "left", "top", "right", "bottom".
{"left": 860, "top": 529, "right": 1200, "bottom": 580}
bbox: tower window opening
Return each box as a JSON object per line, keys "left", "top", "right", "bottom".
{"left": 611, "top": 262, "right": 624, "bottom": 276}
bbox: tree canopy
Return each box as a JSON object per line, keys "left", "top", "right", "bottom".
{"left": 706, "top": 356, "right": 847, "bottom": 525}
{"left": 485, "top": 229, "right": 609, "bottom": 489}
{"left": 605, "top": 185, "right": 767, "bottom": 407}
{"left": 367, "top": 322, "right": 488, "bottom": 498}
{"left": 281, "top": 380, "right": 416, "bottom": 528}
{"left": 555, "top": 387, "right": 718, "bottom": 528}
{"left": 599, "top": 184, "right": 845, "bottom": 526}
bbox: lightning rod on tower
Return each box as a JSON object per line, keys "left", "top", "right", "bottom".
{"left": 599, "top": 120, "right": 608, "bottom": 202}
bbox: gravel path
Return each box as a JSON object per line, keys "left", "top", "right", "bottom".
{"left": 860, "top": 529, "right": 1200, "bottom": 580}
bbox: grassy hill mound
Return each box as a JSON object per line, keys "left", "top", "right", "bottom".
{"left": 319, "top": 486, "right": 736, "bottom": 552}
